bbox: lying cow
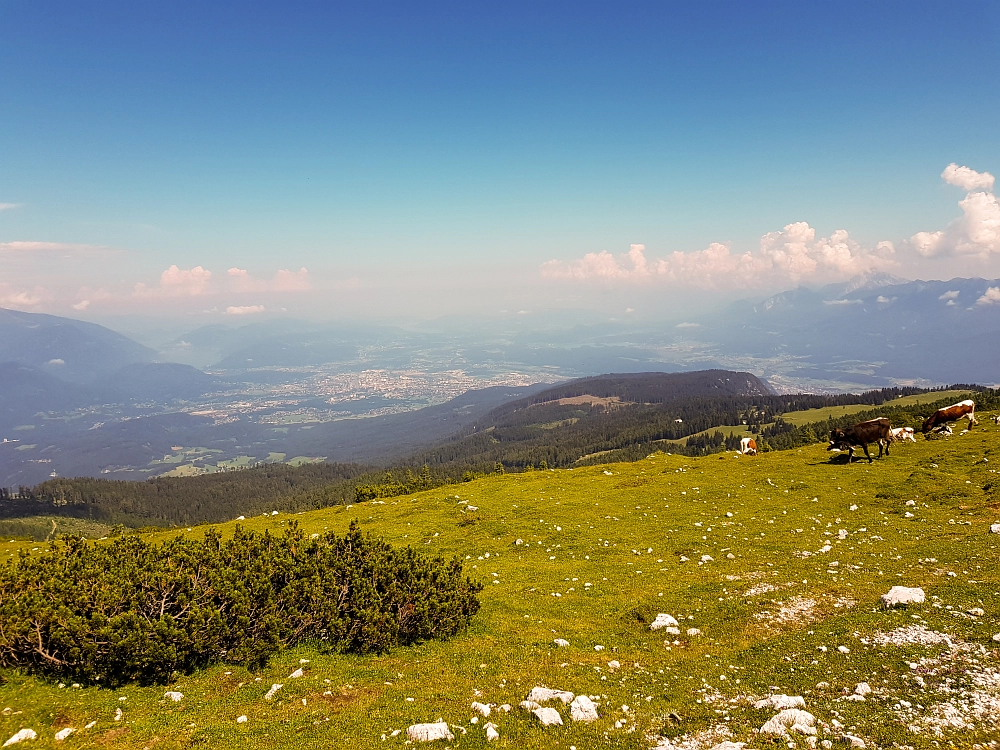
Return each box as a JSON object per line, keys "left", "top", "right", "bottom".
{"left": 922, "top": 399, "right": 977, "bottom": 434}
{"left": 994, "top": 415, "right": 1000, "bottom": 426}
{"left": 828, "top": 417, "right": 892, "bottom": 464}
{"left": 739, "top": 437, "right": 758, "bottom": 456}
{"left": 889, "top": 426, "right": 916, "bottom": 443}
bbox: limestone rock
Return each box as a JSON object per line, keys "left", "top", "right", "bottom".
{"left": 759, "top": 709, "right": 816, "bottom": 736}
{"left": 164, "top": 691, "right": 184, "bottom": 702}
{"left": 406, "top": 722, "right": 455, "bottom": 742}
{"left": 881, "top": 586, "right": 925, "bottom": 607}
{"left": 570, "top": 695, "right": 599, "bottom": 722}
{"left": 754, "top": 694, "right": 806, "bottom": 710}
{"left": 532, "top": 706, "right": 563, "bottom": 726}
{"left": 650, "top": 613, "right": 679, "bottom": 631}
{"left": 526, "top": 687, "right": 574, "bottom": 704}
{"left": 3, "top": 730, "right": 36, "bottom": 747}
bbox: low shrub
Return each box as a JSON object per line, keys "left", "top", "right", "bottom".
{"left": 0, "top": 522, "right": 482, "bottom": 686}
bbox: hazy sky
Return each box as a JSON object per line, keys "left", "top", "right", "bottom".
{"left": 2, "top": 1, "right": 999, "bottom": 327}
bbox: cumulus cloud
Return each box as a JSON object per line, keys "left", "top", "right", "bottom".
{"left": 939, "top": 290, "right": 960, "bottom": 300}
{"left": 0, "top": 285, "right": 49, "bottom": 309}
{"left": 226, "top": 266, "right": 311, "bottom": 293}
{"left": 0, "top": 203, "right": 22, "bottom": 211}
{"left": 134, "top": 265, "right": 213, "bottom": 297}
{"left": 976, "top": 286, "right": 1000, "bottom": 306}
{"left": 910, "top": 164, "right": 1000, "bottom": 258}
{"left": 942, "top": 163, "right": 995, "bottom": 192}
{"left": 542, "top": 223, "right": 895, "bottom": 290}
{"left": 225, "top": 305, "right": 266, "bottom": 315}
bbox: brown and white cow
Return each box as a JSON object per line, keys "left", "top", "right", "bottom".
{"left": 889, "top": 426, "right": 916, "bottom": 443}
{"left": 739, "top": 437, "right": 758, "bottom": 456}
{"left": 922, "top": 399, "right": 977, "bottom": 434}
{"left": 828, "top": 418, "right": 892, "bottom": 464}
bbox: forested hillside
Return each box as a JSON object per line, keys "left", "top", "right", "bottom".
{"left": 1, "top": 370, "right": 990, "bottom": 531}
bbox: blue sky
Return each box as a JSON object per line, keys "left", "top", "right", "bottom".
{"left": 2, "top": 1, "right": 999, "bottom": 324}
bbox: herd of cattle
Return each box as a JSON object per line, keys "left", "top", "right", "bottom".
{"left": 736, "top": 399, "right": 988, "bottom": 464}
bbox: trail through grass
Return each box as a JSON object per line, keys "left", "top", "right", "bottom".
{"left": 2, "top": 416, "right": 1000, "bottom": 749}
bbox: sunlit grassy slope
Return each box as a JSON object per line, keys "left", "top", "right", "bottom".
{"left": 780, "top": 389, "right": 971, "bottom": 425}
{"left": 2, "top": 417, "right": 1000, "bottom": 749}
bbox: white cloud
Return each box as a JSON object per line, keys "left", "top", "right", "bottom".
{"left": 0, "top": 285, "right": 49, "bottom": 309}
{"left": 0, "top": 203, "right": 22, "bottom": 211}
{"left": 46, "top": 358, "right": 65, "bottom": 366}
{"left": 542, "top": 224, "right": 895, "bottom": 290}
{"left": 910, "top": 164, "right": 1000, "bottom": 257}
{"left": 876, "top": 295, "right": 896, "bottom": 304}
{"left": 939, "top": 290, "right": 960, "bottom": 300}
{"left": 0, "top": 241, "right": 108, "bottom": 254}
{"left": 976, "top": 286, "right": 1000, "bottom": 306}
{"left": 226, "top": 266, "right": 311, "bottom": 293}
{"left": 135, "top": 265, "right": 213, "bottom": 297}
{"left": 942, "top": 163, "right": 995, "bottom": 192}
{"left": 72, "top": 300, "right": 90, "bottom": 311}
{"left": 675, "top": 322, "right": 701, "bottom": 328}
{"left": 225, "top": 305, "right": 266, "bottom": 315}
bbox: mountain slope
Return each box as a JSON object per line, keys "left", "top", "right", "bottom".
{"left": 0, "top": 308, "right": 154, "bottom": 383}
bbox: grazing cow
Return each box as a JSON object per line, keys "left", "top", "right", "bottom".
{"left": 828, "top": 418, "right": 892, "bottom": 464}
{"left": 993, "top": 415, "right": 1000, "bottom": 425}
{"left": 889, "top": 426, "right": 916, "bottom": 443}
{"left": 922, "top": 399, "right": 977, "bottom": 434}
{"left": 739, "top": 437, "right": 758, "bottom": 456}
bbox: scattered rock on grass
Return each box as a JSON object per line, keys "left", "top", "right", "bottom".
{"left": 881, "top": 586, "right": 925, "bottom": 607}
{"left": 264, "top": 683, "right": 282, "bottom": 700}
{"left": 53, "top": 728, "right": 74, "bottom": 741}
{"left": 571, "top": 695, "right": 599, "bottom": 722}
{"left": 650, "top": 613, "right": 679, "bottom": 631}
{"left": 288, "top": 668, "right": 304, "bottom": 678}
{"left": 753, "top": 694, "right": 805, "bottom": 710}
{"left": 759, "top": 708, "right": 816, "bottom": 736}
{"left": 526, "top": 687, "right": 574, "bottom": 704}
{"left": 164, "top": 691, "right": 183, "bottom": 702}
{"left": 553, "top": 638, "right": 569, "bottom": 647}
{"left": 2, "top": 730, "right": 36, "bottom": 747}
{"left": 471, "top": 701, "right": 491, "bottom": 717}
{"left": 532, "top": 706, "right": 563, "bottom": 726}
{"left": 406, "top": 722, "right": 454, "bottom": 742}
{"left": 485, "top": 722, "right": 499, "bottom": 741}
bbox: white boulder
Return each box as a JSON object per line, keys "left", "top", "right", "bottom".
{"left": 485, "top": 722, "right": 499, "bottom": 741}
{"left": 532, "top": 706, "right": 563, "bottom": 726}
{"left": 990, "top": 524, "right": 1000, "bottom": 534}
{"left": 553, "top": 638, "right": 569, "bottom": 647}
{"left": 881, "top": 586, "right": 925, "bottom": 607}
{"left": 3, "top": 730, "right": 36, "bottom": 747}
{"left": 854, "top": 682, "right": 872, "bottom": 696}
{"left": 471, "top": 701, "right": 491, "bottom": 717}
{"left": 289, "top": 668, "right": 304, "bottom": 678}
{"left": 264, "top": 683, "right": 283, "bottom": 700}
{"left": 236, "top": 715, "right": 248, "bottom": 724}
{"left": 54, "top": 728, "right": 74, "bottom": 741}
{"left": 754, "top": 694, "right": 806, "bottom": 710}
{"left": 526, "top": 686, "right": 574, "bottom": 704}
{"left": 759, "top": 708, "right": 816, "bottom": 736}
{"left": 650, "top": 613, "right": 679, "bottom": 631}
{"left": 164, "top": 691, "right": 184, "bottom": 702}
{"left": 709, "top": 743, "right": 746, "bottom": 750}
{"left": 570, "top": 695, "right": 599, "bottom": 722}
{"left": 406, "top": 722, "right": 455, "bottom": 742}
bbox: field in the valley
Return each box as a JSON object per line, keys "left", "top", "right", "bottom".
{"left": 2, "top": 417, "right": 999, "bottom": 749}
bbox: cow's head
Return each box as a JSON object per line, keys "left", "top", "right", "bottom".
{"left": 920, "top": 415, "right": 935, "bottom": 433}
{"left": 828, "top": 428, "right": 847, "bottom": 450}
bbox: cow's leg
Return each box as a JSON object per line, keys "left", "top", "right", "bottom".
{"left": 861, "top": 443, "right": 873, "bottom": 463}
{"left": 846, "top": 446, "right": 855, "bottom": 464}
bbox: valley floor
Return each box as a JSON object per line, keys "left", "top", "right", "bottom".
{"left": 2, "top": 420, "right": 1000, "bottom": 749}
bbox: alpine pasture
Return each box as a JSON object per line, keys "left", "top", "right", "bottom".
{"left": 2, "top": 419, "right": 999, "bottom": 749}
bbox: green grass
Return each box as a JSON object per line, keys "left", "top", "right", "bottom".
{"left": 654, "top": 424, "right": 756, "bottom": 445}
{"left": 0, "top": 516, "right": 115, "bottom": 542}
{"left": 2, "top": 416, "right": 1000, "bottom": 748}
{"left": 780, "top": 389, "right": 972, "bottom": 425}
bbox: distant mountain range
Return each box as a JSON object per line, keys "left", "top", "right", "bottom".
{"left": 696, "top": 274, "right": 1000, "bottom": 386}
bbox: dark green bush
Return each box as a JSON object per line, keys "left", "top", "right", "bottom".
{"left": 0, "top": 522, "right": 482, "bottom": 686}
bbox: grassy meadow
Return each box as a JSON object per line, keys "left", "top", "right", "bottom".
{"left": 2, "top": 416, "right": 999, "bottom": 749}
